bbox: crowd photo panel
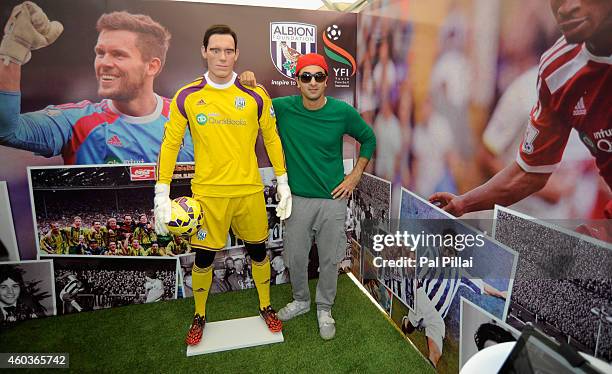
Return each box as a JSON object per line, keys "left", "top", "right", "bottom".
{"left": 494, "top": 206, "right": 612, "bottom": 363}
{"left": 0, "top": 0, "right": 610, "bottom": 371}
{"left": 48, "top": 255, "right": 179, "bottom": 314}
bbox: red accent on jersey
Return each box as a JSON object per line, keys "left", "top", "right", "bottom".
{"left": 538, "top": 37, "right": 569, "bottom": 71}
{"left": 107, "top": 135, "right": 123, "bottom": 147}
{"left": 518, "top": 40, "right": 612, "bottom": 188}
{"left": 54, "top": 100, "right": 93, "bottom": 110}
{"left": 62, "top": 108, "right": 120, "bottom": 164}
{"left": 539, "top": 44, "right": 582, "bottom": 80}
{"left": 162, "top": 97, "right": 171, "bottom": 117}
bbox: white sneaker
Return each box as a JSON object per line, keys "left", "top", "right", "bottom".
{"left": 317, "top": 310, "right": 336, "bottom": 340}
{"left": 277, "top": 300, "right": 310, "bottom": 321}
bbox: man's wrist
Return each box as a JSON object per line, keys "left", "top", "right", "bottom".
{"left": 453, "top": 194, "right": 468, "bottom": 216}
{"left": 351, "top": 162, "right": 367, "bottom": 179}
{"left": 353, "top": 157, "right": 369, "bottom": 174}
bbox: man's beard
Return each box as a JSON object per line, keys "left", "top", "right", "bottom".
{"left": 98, "top": 71, "right": 146, "bottom": 101}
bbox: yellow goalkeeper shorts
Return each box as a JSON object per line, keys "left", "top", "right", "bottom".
{"left": 190, "top": 191, "right": 269, "bottom": 250}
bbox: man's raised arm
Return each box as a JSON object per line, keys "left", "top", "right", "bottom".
{"left": 429, "top": 161, "right": 550, "bottom": 217}
{"left": 0, "top": 2, "right": 67, "bottom": 157}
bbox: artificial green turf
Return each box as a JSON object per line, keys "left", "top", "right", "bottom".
{"left": 0, "top": 275, "right": 434, "bottom": 373}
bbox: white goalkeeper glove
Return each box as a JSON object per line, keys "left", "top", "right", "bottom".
{"left": 154, "top": 183, "right": 171, "bottom": 235}
{"left": 0, "top": 1, "right": 63, "bottom": 65}
{"left": 275, "top": 173, "right": 292, "bottom": 220}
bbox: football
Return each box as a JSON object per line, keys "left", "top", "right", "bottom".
{"left": 326, "top": 25, "right": 341, "bottom": 41}
{"left": 167, "top": 196, "right": 203, "bottom": 237}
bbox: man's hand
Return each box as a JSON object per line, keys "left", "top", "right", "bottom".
{"left": 154, "top": 184, "right": 171, "bottom": 235}
{"left": 238, "top": 70, "right": 257, "bottom": 87}
{"left": 332, "top": 172, "right": 361, "bottom": 199}
{"left": 484, "top": 284, "right": 508, "bottom": 300}
{"left": 428, "top": 192, "right": 465, "bottom": 217}
{"left": 275, "top": 173, "right": 292, "bottom": 220}
{"left": 334, "top": 156, "right": 369, "bottom": 200}
{"left": 0, "top": 2, "right": 63, "bottom": 65}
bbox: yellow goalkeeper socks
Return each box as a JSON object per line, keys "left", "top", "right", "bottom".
{"left": 252, "top": 256, "right": 271, "bottom": 309}
{"left": 192, "top": 264, "right": 213, "bottom": 317}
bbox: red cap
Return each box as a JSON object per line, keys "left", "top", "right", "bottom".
{"left": 295, "top": 53, "right": 328, "bottom": 76}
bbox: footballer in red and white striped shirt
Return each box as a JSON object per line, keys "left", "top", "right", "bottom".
{"left": 430, "top": 0, "right": 611, "bottom": 217}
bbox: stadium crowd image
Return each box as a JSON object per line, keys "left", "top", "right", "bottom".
{"left": 0, "top": 0, "right": 610, "bottom": 372}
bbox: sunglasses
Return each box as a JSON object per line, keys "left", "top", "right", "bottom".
{"left": 298, "top": 72, "right": 327, "bottom": 83}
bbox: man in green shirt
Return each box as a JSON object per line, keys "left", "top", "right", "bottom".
{"left": 271, "top": 53, "right": 376, "bottom": 340}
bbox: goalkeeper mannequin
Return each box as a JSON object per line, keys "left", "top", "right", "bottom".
{"left": 155, "top": 24, "right": 291, "bottom": 346}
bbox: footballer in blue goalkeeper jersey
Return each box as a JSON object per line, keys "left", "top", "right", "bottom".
{"left": 0, "top": 94, "right": 194, "bottom": 164}
{"left": 0, "top": 9, "right": 194, "bottom": 165}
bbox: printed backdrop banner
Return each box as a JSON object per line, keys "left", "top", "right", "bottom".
{"left": 0, "top": 0, "right": 357, "bottom": 260}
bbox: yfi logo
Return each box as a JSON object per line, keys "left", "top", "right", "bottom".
{"left": 333, "top": 67, "right": 350, "bottom": 77}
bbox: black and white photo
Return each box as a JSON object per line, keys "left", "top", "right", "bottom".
{"left": 49, "top": 255, "right": 178, "bottom": 314}
{"left": 259, "top": 167, "right": 279, "bottom": 206}
{"left": 459, "top": 298, "right": 519, "bottom": 369}
{"left": 0, "top": 181, "right": 20, "bottom": 261}
{"left": 0, "top": 260, "right": 55, "bottom": 328}
{"left": 270, "top": 248, "right": 289, "bottom": 286}
{"left": 494, "top": 206, "right": 612, "bottom": 362}
{"left": 353, "top": 173, "right": 392, "bottom": 242}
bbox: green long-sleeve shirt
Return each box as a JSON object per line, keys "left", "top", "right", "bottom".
{"left": 272, "top": 95, "right": 376, "bottom": 199}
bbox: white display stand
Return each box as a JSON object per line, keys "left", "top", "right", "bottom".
{"left": 186, "top": 316, "right": 284, "bottom": 356}
{"left": 460, "top": 342, "right": 514, "bottom": 373}
{"left": 461, "top": 342, "right": 612, "bottom": 374}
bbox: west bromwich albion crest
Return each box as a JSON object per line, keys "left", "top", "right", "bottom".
{"left": 234, "top": 96, "right": 246, "bottom": 110}
{"left": 270, "top": 22, "right": 317, "bottom": 79}
{"left": 197, "top": 228, "right": 207, "bottom": 241}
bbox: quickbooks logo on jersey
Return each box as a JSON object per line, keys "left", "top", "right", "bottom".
{"left": 196, "top": 113, "right": 208, "bottom": 125}
{"left": 209, "top": 117, "right": 247, "bottom": 126}
{"left": 197, "top": 112, "right": 246, "bottom": 126}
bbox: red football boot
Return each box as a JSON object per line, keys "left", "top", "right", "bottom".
{"left": 185, "top": 314, "right": 205, "bottom": 346}
{"left": 260, "top": 305, "right": 283, "bottom": 333}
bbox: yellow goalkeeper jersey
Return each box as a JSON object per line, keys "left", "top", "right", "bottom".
{"left": 157, "top": 72, "right": 286, "bottom": 197}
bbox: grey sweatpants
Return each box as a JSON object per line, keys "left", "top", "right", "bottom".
{"left": 283, "top": 195, "right": 347, "bottom": 311}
